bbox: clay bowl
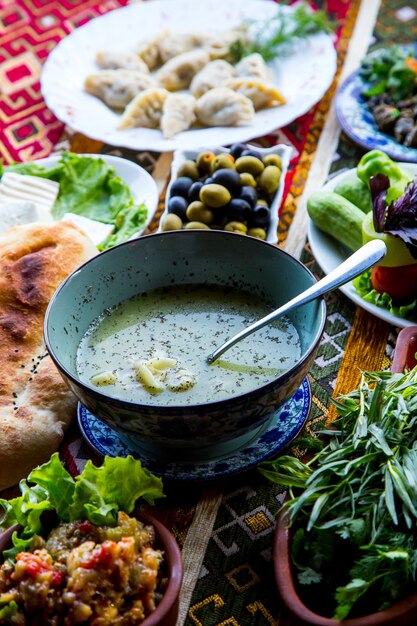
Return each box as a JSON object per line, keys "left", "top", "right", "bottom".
{"left": 0, "top": 511, "right": 183, "bottom": 626}
{"left": 274, "top": 326, "right": 417, "bottom": 626}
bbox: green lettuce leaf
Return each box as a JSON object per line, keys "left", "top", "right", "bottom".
{"left": 0, "top": 453, "right": 164, "bottom": 559}
{"left": 353, "top": 271, "right": 417, "bottom": 320}
{"left": 2, "top": 152, "right": 148, "bottom": 245}
{"left": 98, "top": 202, "right": 148, "bottom": 251}
{"left": 27, "top": 454, "right": 76, "bottom": 522}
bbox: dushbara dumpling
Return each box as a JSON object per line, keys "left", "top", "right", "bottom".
{"left": 195, "top": 87, "right": 254, "bottom": 127}
{"left": 202, "top": 29, "right": 241, "bottom": 61}
{"left": 190, "top": 60, "right": 236, "bottom": 98}
{"left": 118, "top": 87, "right": 169, "bottom": 129}
{"left": 158, "top": 31, "right": 202, "bottom": 64}
{"left": 226, "top": 77, "right": 286, "bottom": 110}
{"left": 235, "top": 53, "right": 271, "bottom": 81}
{"left": 95, "top": 50, "right": 150, "bottom": 74}
{"left": 161, "top": 93, "right": 196, "bottom": 139}
{"left": 135, "top": 29, "right": 170, "bottom": 70}
{"left": 84, "top": 70, "right": 156, "bottom": 109}
{"left": 157, "top": 49, "right": 210, "bottom": 91}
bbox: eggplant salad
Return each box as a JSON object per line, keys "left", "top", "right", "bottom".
{"left": 0, "top": 455, "right": 166, "bottom": 626}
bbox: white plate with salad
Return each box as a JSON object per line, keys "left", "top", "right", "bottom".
{"left": 308, "top": 163, "right": 417, "bottom": 329}
{"left": 0, "top": 153, "right": 159, "bottom": 250}
{"left": 40, "top": 0, "right": 336, "bottom": 152}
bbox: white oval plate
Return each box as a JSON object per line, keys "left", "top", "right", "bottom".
{"left": 160, "top": 143, "right": 293, "bottom": 244}
{"left": 307, "top": 163, "right": 417, "bottom": 328}
{"left": 40, "top": 0, "right": 337, "bottom": 152}
{"left": 29, "top": 154, "right": 159, "bottom": 238}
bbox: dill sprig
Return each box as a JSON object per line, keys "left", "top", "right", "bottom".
{"left": 230, "top": 3, "right": 336, "bottom": 63}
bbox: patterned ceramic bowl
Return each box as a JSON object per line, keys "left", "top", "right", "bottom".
{"left": 44, "top": 230, "right": 325, "bottom": 458}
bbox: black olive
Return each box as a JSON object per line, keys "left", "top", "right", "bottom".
{"left": 225, "top": 198, "right": 252, "bottom": 222}
{"left": 240, "top": 185, "right": 258, "bottom": 208}
{"left": 212, "top": 168, "right": 242, "bottom": 195}
{"left": 229, "top": 143, "right": 248, "bottom": 159}
{"left": 203, "top": 176, "right": 214, "bottom": 185}
{"left": 188, "top": 180, "right": 204, "bottom": 202}
{"left": 170, "top": 176, "right": 194, "bottom": 198}
{"left": 249, "top": 205, "right": 271, "bottom": 228}
{"left": 241, "top": 148, "right": 263, "bottom": 160}
{"left": 167, "top": 195, "right": 188, "bottom": 220}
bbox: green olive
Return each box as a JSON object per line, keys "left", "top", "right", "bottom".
{"left": 200, "top": 183, "right": 231, "bottom": 208}
{"left": 186, "top": 201, "right": 214, "bottom": 224}
{"left": 256, "top": 198, "right": 269, "bottom": 207}
{"left": 239, "top": 172, "right": 257, "bottom": 188}
{"left": 196, "top": 151, "right": 216, "bottom": 175}
{"left": 248, "top": 227, "right": 267, "bottom": 240}
{"left": 211, "top": 153, "right": 235, "bottom": 173}
{"left": 262, "top": 154, "right": 282, "bottom": 169}
{"left": 160, "top": 213, "right": 183, "bottom": 231}
{"left": 258, "top": 165, "right": 281, "bottom": 195}
{"left": 224, "top": 221, "right": 247, "bottom": 234}
{"left": 177, "top": 160, "right": 200, "bottom": 180}
{"left": 184, "top": 221, "right": 210, "bottom": 229}
{"left": 235, "top": 155, "right": 265, "bottom": 176}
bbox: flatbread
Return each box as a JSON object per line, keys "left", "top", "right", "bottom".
{"left": 0, "top": 221, "right": 97, "bottom": 490}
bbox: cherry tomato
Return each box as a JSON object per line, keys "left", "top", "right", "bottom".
{"left": 371, "top": 263, "right": 417, "bottom": 303}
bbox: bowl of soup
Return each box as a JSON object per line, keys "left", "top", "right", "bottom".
{"left": 44, "top": 230, "right": 326, "bottom": 459}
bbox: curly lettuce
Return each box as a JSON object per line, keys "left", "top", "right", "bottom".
{"left": 353, "top": 270, "right": 417, "bottom": 319}
{"left": 0, "top": 454, "right": 164, "bottom": 560}
{"left": 1, "top": 152, "right": 148, "bottom": 249}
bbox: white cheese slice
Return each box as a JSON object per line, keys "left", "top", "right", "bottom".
{"left": 0, "top": 201, "right": 40, "bottom": 233}
{"left": 0, "top": 172, "right": 59, "bottom": 214}
{"left": 62, "top": 213, "right": 114, "bottom": 247}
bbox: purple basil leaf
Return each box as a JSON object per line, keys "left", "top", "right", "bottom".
{"left": 385, "top": 178, "right": 417, "bottom": 259}
{"left": 369, "top": 174, "right": 390, "bottom": 232}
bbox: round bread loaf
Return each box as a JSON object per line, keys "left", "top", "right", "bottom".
{"left": 0, "top": 221, "right": 97, "bottom": 491}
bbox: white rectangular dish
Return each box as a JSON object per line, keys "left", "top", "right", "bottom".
{"left": 160, "top": 143, "right": 292, "bottom": 244}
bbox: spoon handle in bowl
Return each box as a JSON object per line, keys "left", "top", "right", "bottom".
{"left": 207, "top": 239, "right": 387, "bottom": 364}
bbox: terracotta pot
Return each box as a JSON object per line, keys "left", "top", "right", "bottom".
{"left": 0, "top": 511, "right": 183, "bottom": 626}
{"left": 274, "top": 326, "right": 417, "bottom": 625}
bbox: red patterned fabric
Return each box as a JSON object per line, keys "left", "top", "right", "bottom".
{"left": 0, "top": 0, "right": 128, "bottom": 164}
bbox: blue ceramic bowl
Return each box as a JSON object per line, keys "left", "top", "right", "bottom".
{"left": 44, "top": 230, "right": 325, "bottom": 458}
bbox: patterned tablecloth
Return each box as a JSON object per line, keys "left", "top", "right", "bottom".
{"left": 2, "top": 0, "right": 417, "bottom": 624}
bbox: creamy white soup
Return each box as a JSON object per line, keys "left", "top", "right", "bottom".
{"left": 76, "top": 285, "right": 301, "bottom": 405}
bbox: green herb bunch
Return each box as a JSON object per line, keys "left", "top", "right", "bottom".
{"left": 360, "top": 45, "right": 417, "bottom": 101}
{"left": 260, "top": 367, "right": 417, "bottom": 619}
{"left": 230, "top": 2, "right": 335, "bottom": 63}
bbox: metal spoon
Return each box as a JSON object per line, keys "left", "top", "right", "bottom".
{"left": 207, "top": 239, "right": 387, "bottom": 364}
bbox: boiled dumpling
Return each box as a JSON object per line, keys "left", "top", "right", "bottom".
{"left": 84, "top": 70, "right": 156, "bottom": 109}
{"left": 195, "top": 87, "right": 254, "bottom": 127}
{"left": 118, "top": 87, "right": 169, "bottom": 129}
{"left": 161, "top": 93, "right": 196, "bottom": 139}
{"left": 157, "top": 49, "right": 210, "bottom": 91}
{"left": 95, "top": 50, "right": 150, "bottom": 73}
{"left": 235, "top": 53, "right": 271, "bottom": 81}
{"left": 202, "top": 29, "right": 241, "bottom": 61}
{"left": 226, "top": 77, "right": 286, "bottom": 110}
{"left": 158, "top": 32, "right": 201, "bottom": 64}
{"left": 190, "top": 60, "right": 236, "bottom": 98}
{"left": 136, "top": 29, "right": 170, "bottom": 70}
